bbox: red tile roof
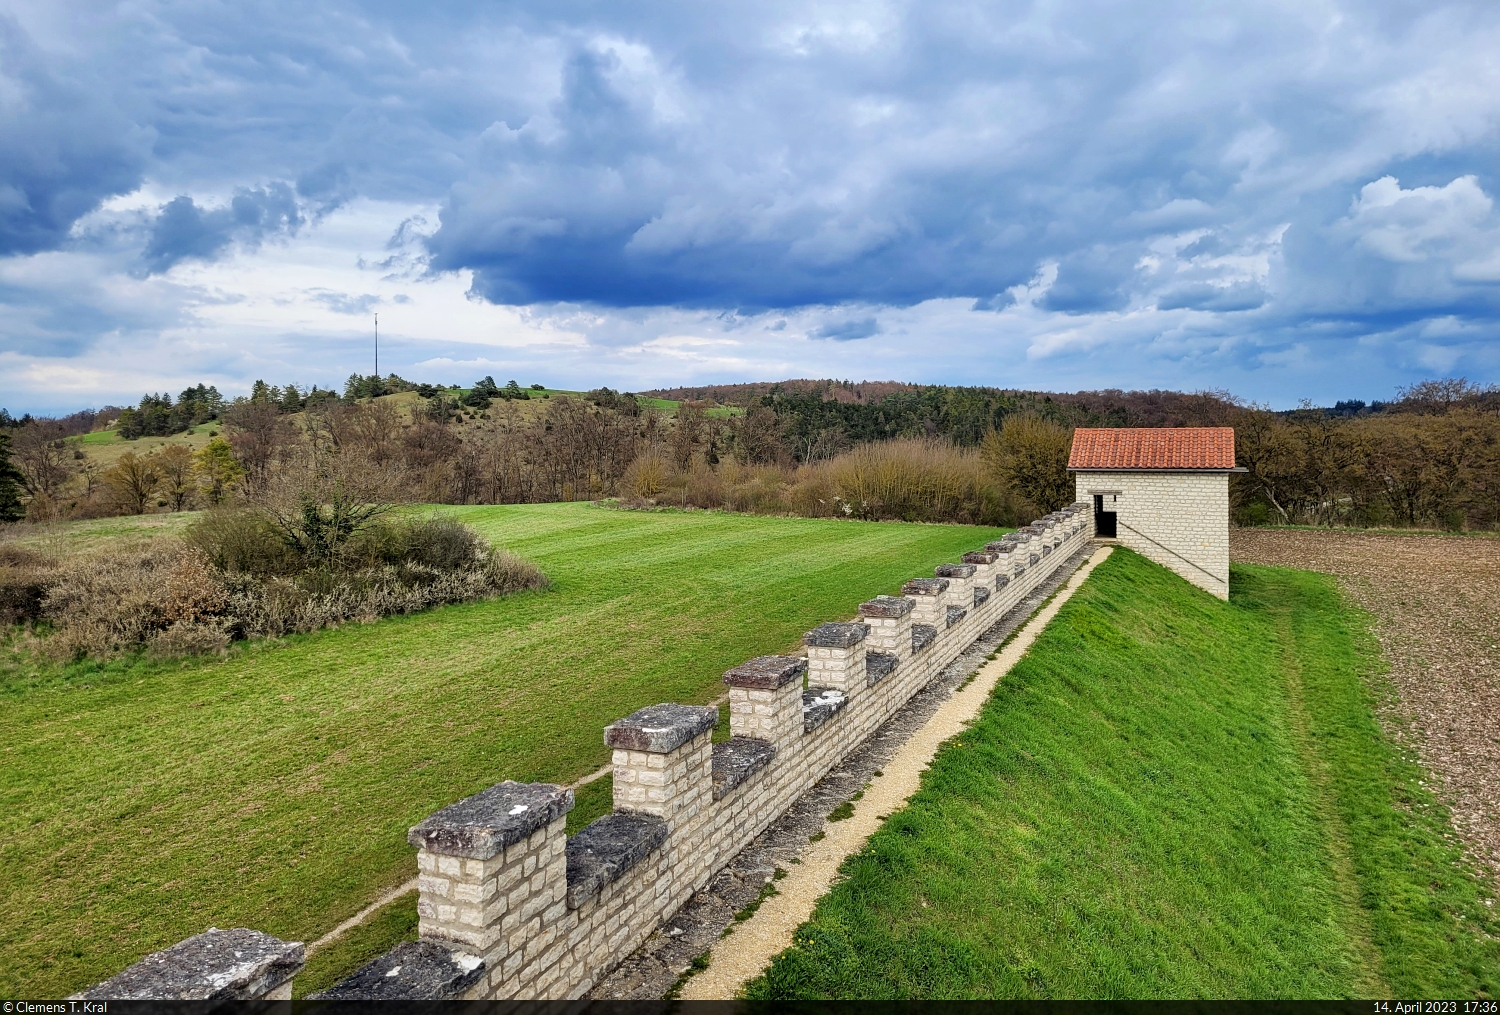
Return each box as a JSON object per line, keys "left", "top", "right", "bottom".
{"left": 1067, "top": 427, "right": 1236, "bottom": 470}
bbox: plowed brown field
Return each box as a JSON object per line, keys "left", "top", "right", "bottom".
{"left": 1232, "top": 529, "right": 1500, "bottom": 889}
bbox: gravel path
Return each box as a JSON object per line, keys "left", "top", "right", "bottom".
{"left": 1232, "top": 529, "right": 1500, "bottom": 889}
{"left": 678, "top": 546, "right": 1114, "bottom": 1000}
{"left": 588, "top": 543, "right": 1102, "bottom": 1000}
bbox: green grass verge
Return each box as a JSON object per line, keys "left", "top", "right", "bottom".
{"left": 0, "top": 502, "right": 1002, "bottom": 997}
{"left": 745, "top": 550, "right": 1500, "bottom": 999}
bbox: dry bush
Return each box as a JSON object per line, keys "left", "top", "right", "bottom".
{"left": 622, "top": 453, "right": 670, "bottom": 499}
{"left": 0, "top": 544, "right": 57, "bottom": 625}
{"left": 13, "top": 515, "right": 549, "bottom": 660}
{"left": 979, "top": 414, "right": 1074, "bottom": 515}
{"left": 814, "top": 438, "right": 1018, "bottom": 524}
{"left": 614, "top": 437, "right": 1022, "bottom": 526}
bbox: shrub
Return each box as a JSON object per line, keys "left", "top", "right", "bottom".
{"left": 343, "top": 516, "right": 484, "bottom": 571}
{"left": 185, "top": 508, "right": 301, "bottom": 575}
{"left": 0, "top": 544, "right": 56, "bottom": 625}
{"left": 979, "top": 414, "right": 1074, "bottom": 515}
{"left": 23, "top": 518, "right": 550, "bottom": 660}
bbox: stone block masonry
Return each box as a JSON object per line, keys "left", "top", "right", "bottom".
{"left": 1077, "top": 471, "right": 1229, "bottom": 598}
{"left": 78, "top": 502, "right": 1097, "bottom": 1000}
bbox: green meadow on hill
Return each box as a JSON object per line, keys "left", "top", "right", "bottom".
{"left": 745, "top": 550, "right": 1500, "bottom": 999}
{"left": 0, "top": 503, "right": 1001, "bottom": 998}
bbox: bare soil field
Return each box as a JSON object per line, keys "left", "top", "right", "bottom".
{"left": 1233, "top": 528, "right": 1500, "bottom": 888}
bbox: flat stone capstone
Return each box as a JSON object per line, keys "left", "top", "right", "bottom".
{"left": 902, "top": 577, "right": 950, "bottom": 596}
{"left": 859, "top": 595, "right": 914, "bottom": 618}
{"left": 711, "top": 737, "right": 776, "bottom": 800}
{"left": 935, "top": 563, "right": 977, "bottom": 578}
{"left": 71, "top": 928, "right": 304, "bottom": 1001}
{"left": 945, "top": 605, "right": 968, "bottom": 628}
{"left": 911, "top": 623, "right": 937, "bottom": 653}
{"left": 866, "top": 651, "right": 899, "bottom": 685}
{"left": 804, "top": 622, "right": 870, "bottom": 649}
{"left": 308, "top": 941, "right": 484, "bottom": 1000}
{"left": 408, "top": 781, "right": 573, "bottom": 860}
{"left": 802, "top": 687, "right": 848, "bottom": 733}
{"left": 995, "top": 574, "right": 1011, "bottom": 589}
{"left": 604, "top": 703, "right": 718, "bottom": 754}
{"left": 565, "top": 811, "right": 669, "bottom": 908}
{"left": 723, "top": 655, "right": 806, "bottom": 689}
{"left": 973, "top": 586, "right": 991, "bottom": 607}
{"left": 962, "top": 550, "right": 999, "bottom": 565}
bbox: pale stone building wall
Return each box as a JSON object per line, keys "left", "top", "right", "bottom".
{"left": 1075, "top": 471, "right": 1229, "bottom": 599}
{"left": 80, "top": 503, "right": 1101, "bottom": 1001}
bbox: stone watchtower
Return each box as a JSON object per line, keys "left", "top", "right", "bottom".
{"left": 1068, "top": 427, "right": 1242, "bottom": 599}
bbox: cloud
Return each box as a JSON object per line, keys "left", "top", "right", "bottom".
{"left": 0, "top": 15, "right": 150, "bottom": 255}
{"left": 1156, "top": 282, "right": 1267, "bottom": 313}
{"left": 307, "top": 290, "right": 381, "bottom": 315}
{"left": 811, "top": 317, "right": 880, "bottom": 341}
{"left": 1, "top": 0, "right": 1500, "bottom": 412}
{"left": 142, "top": 183, "right": 303, "bottom": 274}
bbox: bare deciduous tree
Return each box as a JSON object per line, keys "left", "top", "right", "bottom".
{"left": 104, "top": 452, "right": 161, "bottom": 515}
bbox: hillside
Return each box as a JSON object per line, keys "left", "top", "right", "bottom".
{"left": 746, "top": 550, "right": 1500, "bottom": 998}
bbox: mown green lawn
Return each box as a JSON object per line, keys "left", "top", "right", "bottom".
{"left": 746, "top": 550, "right": 1500, "bottom": 999}
{"left": 0, "top": 503, "right": 1002, "bottom": 997}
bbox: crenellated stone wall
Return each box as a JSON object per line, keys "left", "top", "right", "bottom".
{"left": 77, "top": 502, "right": 1098, "bottom": 1001}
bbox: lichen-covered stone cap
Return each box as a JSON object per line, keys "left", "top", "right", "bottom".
{"left": 902, "top": 577, "right": 950, "bottom": 596}
{"left": 605, "top": 703, "right": 718, "bottom": 753}
{"left": 962, "top": 550, "right": 999, "bottom": 564}
{"left": 935, "top": 563, "right": 977, "bottom": 578}
{"left": 408, "top": 781, "right": 573, "bottom": 859}
{"left": 804, "top": 622, "right": 870, "bottom": 648}
{"left": 71, "top": 928, "right": 305, "bottom": 1000}
{"left": 308, "top": 940, "right": 484, "bottom": 1001}
{"left": 723, "top": 654, "right": 806, "bottom": 689}
{"left": 859, "top": 595, "right": 914, "bottom": 618}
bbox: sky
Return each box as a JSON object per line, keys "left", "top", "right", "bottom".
{"left": 2, "top": 0, "right": 1498, "bottom": 414}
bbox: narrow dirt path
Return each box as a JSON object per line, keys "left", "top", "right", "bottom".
{"left": 1233, "top": 529, "right": 1500, "bottom": 890}
{"left": 1269, "top": 598, "right": 1390, "bottom": 998}
{"left": 679, "top": 546, "right": 1114, "bottom": 1000}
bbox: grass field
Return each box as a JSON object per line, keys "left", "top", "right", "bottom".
{"left": 0, "top": 503, "right": 1001, "bottom": 997}
{"left": 745, "top": 551, "right": 1500, "bottom": 999}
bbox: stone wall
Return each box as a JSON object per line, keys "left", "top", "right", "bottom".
{"left": 77, "top": 503, "right": 1097, "bottom": 1001}
{"left": 1076, "top": 471, "right": 1229, "bottom": 599}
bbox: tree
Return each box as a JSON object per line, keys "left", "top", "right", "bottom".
{"left": 223, "top": 399, "right": 294, "bottom": 488}
{"left": 731, "top": 406, "right": 790, "bottom": 466}
{"left": 157, "top": 444, "right": 196, "bottom": 511}
{"left": 980, "top": 414, "right": 1074, "bottom": 514}
{"left": 0, "top": 431, "right": 25, "bottom": 522}
{"left": 194, "top": 436, "right": 244, "bottom": 505}
{"left": 279, "top": 383, "right": 304, "bottom": 414}
{"left": 104, "top": 452, "right": 161, "bottom": 515}
{"left": 10, "top": 422, "right": 73, "bottom": 498}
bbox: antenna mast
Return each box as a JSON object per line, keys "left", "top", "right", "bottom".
{"left": 374, "top": 313, "right": 379, "bottom": 378}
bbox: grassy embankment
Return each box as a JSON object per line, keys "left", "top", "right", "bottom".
{"left": 747, "top": 550, "right": 1500, "bottom": 999}
{"left": 0, "top": 503, "right": 1000, "bottom": 997}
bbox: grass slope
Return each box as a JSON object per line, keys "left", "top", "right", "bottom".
{"left": 0, "top": 503, "right": 1001, "bottom": 997}
{"left": 746, "top": 550, "right": 1500, "bottom": 999}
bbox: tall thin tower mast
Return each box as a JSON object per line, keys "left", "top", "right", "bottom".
{"left": 374, "top": 313, "right": 379, "bottom": 378}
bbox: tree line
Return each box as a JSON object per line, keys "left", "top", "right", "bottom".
{"left": 2, "top": 376, "right": 1497, "bottom": 531}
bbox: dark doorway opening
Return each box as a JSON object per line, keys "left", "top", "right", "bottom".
{"left": 1094, "top": 494, "right": 1117, "bottom": 538}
